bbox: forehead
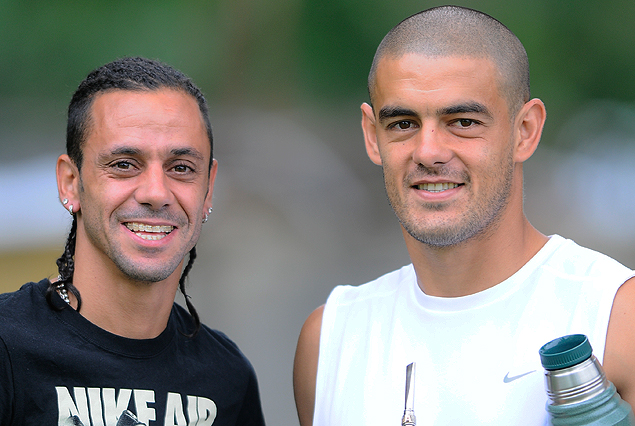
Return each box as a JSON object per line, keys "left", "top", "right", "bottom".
{"left": 85, "top": 88, "right": 209, "bottom": 157}
{"left": 372, "top": 54, "right": 506, "bottom": 114}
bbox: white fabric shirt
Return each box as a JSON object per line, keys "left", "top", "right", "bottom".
{"left": 314, "top": 235, "right": 635, "bottom": 425}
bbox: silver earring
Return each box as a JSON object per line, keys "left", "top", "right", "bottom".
{"left": 62, "top": 198, "right": 69, "bottom": 205}
{"left": 202, "top": 207, "right": 212, "bottom": 223}
{"left": 68, "top": 205, "right": 74, "bottom": 215}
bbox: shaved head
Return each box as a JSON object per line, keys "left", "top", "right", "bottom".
{"left": 368, "top": 6, "right": 530, "bottom": 116}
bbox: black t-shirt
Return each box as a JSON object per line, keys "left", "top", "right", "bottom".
{"left": 0, "top": 280, "right": 265, "bottom": 426}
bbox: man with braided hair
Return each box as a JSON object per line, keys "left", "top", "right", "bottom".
{"left": 293, "top": 6, "right": 635, "bottom": 426}
{"left": 0, "top": 57, "right": 265, "bottom": 426}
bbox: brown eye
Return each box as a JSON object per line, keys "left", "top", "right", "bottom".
{"left": 114, "top": 161, "right": 133, "bottom": 170}
{"left": 458, "top": 119, "right": 474, "bottom": 127}
{"left": 172, "top": 164, "right": 194, "bottom": 174}
{"left": 390, "top": 120, "right": 414, "bottom": 130}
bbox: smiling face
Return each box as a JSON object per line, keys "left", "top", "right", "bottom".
{"left": 64, "top": 88, "right": 216, "bottom": 284}
{"left": 362, "top": 54, "right": 522, "bottom": 248}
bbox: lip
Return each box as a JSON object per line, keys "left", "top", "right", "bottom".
{"left": 410, "top": 179, "right": 464, "bottom": 201}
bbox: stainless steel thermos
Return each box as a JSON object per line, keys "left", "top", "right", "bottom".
{"left": 539, "top": 334, "right": 635, "bottom": 425}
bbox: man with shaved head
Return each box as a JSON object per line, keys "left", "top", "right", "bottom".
{"left": 294, "top": 6, "right": 635, "bottom": 425}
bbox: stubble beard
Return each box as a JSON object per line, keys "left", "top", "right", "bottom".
{"left": 81, "top": 207, "right": 196, "bottom": 285}
{"left": 384, "top": 154, "right": 515, "bottom": 248}
{"left": 109, "top": 248, "right": 185, "bottom": 284}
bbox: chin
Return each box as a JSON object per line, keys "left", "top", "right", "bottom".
{"left": 114, "top": 257, "right": 181, "bottom": 284}
{"left": 403, "top": 220, "right": 481, "bottom": 248}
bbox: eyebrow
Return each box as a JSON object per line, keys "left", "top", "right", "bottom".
{"left": 97, "top": 147, "right": 141, "bottom": 160}
{"left": 438, "top": 102, "right": 492, "bottom": 118}
{"left": 101, "top": 146, "right": 206, "bottom": 161}
{"left": 378, "top": 106, "right": 419, "bottom": 122}
{"left": 377, "top": 102, "right": 493, "bottom": 122}
{"left": 170, "top": 147, "right": 205, "bottom": 161}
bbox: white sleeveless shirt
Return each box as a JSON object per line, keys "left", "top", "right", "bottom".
{"left": 314, "top": 235, "right": 635, "bottom": 425}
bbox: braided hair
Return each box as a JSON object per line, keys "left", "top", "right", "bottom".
{"left": 46, "top": 215, "right": 82, "bottom": 310}
{"left": 180, "top": 247, "right": 201, "bottom": 337}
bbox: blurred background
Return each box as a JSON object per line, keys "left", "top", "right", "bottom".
{"left": 1, "top": 0, "right": 635, "bottom": 424}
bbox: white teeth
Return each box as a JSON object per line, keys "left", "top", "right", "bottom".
{"left": 125, "top": 222, "right": 174, "bottom": 240}
{"left": 416, "top": 183, "right": 459, "bottom": 192}
{"left": 138, "top": 233, "right": 167, "bottom": 241}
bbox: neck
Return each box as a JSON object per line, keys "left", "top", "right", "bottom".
{"left": 70, "top": 243, "right": 184, "bottom": 340}
{"left": 405, "top": 216, "right": 548, "bottom": 298}
{"left": 74, "top": 275, "right": 181, "bottom": 339}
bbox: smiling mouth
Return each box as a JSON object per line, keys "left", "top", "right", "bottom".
{"left": 415, "top": 183, "right": 461, "bottom": 193}
{"left": 125, "top": 222, "right": 175, "bottom": 240}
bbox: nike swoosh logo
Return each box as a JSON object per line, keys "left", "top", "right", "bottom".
{"left": 503, "top": 370, "right": 536, "bottom": 383}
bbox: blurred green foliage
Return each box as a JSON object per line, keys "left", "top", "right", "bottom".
{"left": 2, "top": 0, "right": 635, "bottom": 146}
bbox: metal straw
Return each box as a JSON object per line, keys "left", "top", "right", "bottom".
{"left": 402, "top": 362, "right": 416, "bottom": 426}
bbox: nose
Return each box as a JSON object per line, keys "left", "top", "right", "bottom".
{"left": 411, "top": 123, "right": 453, "bottom": 167}
{"left": 134, "top": 164, "right": 174, "bottom": 210}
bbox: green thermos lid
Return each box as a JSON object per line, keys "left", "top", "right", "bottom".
{"left": 539, "top": 334, "right": 593, "bottom": 371}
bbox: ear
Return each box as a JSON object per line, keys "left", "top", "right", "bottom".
{"left": 361, "top": 102, "right": 382, "bottom": 166}
{"left": 203, "top": 158, "right": 218, "bottom": 211}
{"left": 56, "top": 154, "right": 81, "bottom": 213}
{"left": 513, "top": 98, "right": 546, "bottom": 163}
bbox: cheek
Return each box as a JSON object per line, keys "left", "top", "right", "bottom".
{"left": 471, "top": 146, "right": 515, "bottom": 188}
{"left": 379, "top": 155, "right": 400, "bottom": 183}
{"left": 459, "top": 141, "right": 498, "bottom": 170}
{"left": 379, "top": 144, "right": 410, "bottom": 170}
{"left": 80, "top": 182, "right": 131, "bottom": 222}
{"left": 174, "top": 190, "right": 206, "bottom": 221}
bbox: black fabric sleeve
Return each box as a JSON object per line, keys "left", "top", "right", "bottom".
{"left": 0, "top": 335, "right": 14, "bottom": 426}
{"left": 234, "top": 364, "right": 266, "bottom": 426}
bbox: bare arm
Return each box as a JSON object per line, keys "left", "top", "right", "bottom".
{"left": 604, "top": 276, "right": 635, "bottom": 408}
{"left": 293, "top": 305, "right": 324, "bottom": 426}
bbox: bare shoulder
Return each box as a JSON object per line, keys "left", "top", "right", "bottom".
{"left": 293, "top": 305, "right": 325, "bottom": 426}
{"left": 604, "top": 276, "right": 635, "bottom": 408}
